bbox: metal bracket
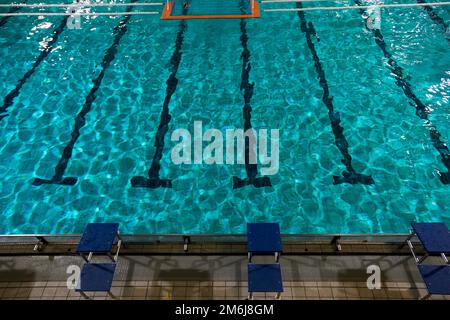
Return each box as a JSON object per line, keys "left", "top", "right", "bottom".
{"left": 275, "top": 252, "right": 281, "bottom": 263}
{"left": 183, "top": 236, "right": 190, "bottom": 252}
{"left": 407, "top": 239, "right": 419, "bottom": 264}
{"left": 400, "top": 232, "right": 414, "bottom": 249}
{"left": 33, "top": 236, "right": 48, "bottom": 252}
{"left": 117, "top": 231, "right": 125, "bottom": 249}
{"left": 113, "top": 231, "right": 122, "bottom": 262}
{"left": 114, "top": 239, "right": 122, "bottom": 262}
{"left": 331, "top": 236, "right": 342, "bottom": 252}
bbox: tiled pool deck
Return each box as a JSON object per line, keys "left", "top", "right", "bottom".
{"left": 0, "top": 253, "right": 448, "bottom": 300}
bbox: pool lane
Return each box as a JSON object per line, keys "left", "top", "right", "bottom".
{"left": 0, "top": 14, "right": 126, "bottom": 233}
{"left": 381, "top": 8, "right": 450, "bottom": 186}
{"left": 416, "top": 0, "right": 450, "bottom": 41}
{"left": 296, "top": 2, "right": 375, "bottom": 185}
{"left": 0, "top": 6, "right": 64, "bottom": 113}
{"left": 0, "top": 16, "right": 68, "bottom": 121}
{"left": 381, "top": 6, "right": 449, "bottom": 135}
{"left": 32, "top": 8, "right": 135, "bottom": 187}
{"left": 131, "top": 18, "right": 187, "bottom": 189}
{"left": 0, "top": 0, "right": 28, "bottom": 28}
{"left": 355, "top": 0, "right": 450, "bottom": 184}
{"left": 0, "top": 0, "right": 81, "bottom": 117}
{"left": 292, "top": 5, "right": 449, "bottom": 231}
{"left": 378, "top": 6, "right": 449, "bottom": 169}
{"left": 37, "top": 16, "right": 176, "bottom": 233}
{"left": 233, "top": 14, "right": 350, "bottom": 233}
{"left": 232, "top": 17, "right": 272, "bottom": 189}
{"left": 157, "top": 20, "right": 249, "bottom": 233}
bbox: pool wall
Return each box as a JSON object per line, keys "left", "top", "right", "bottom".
{"left": 0, "top": 232, "right": 422, "bottom": 256}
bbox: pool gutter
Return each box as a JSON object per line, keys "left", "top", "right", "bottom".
{"left": 0, "top": 233, "right": 423, "bottom": 256}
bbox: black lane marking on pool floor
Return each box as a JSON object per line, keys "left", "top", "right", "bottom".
{"left": 355, "top": 0, "right": 450, "bottom": 184}
{"left": 416, "top": 0, "right": 450, "bottom": 43}
{"left": 0, "top": 16, "right": 68, "bottom": 121}
{"left": 130, "top": 17, "right": 188, "bottom": 189}
{"left": 0, "top": 0, "right": 28, "bottom": 28}
{"left": 296, "top": 2, "right": 374, "bottom": 185}
{"left": 232, "top": 17, "right": 272, "bottom": 189}
{"left": 32, "top": 11, "right": 133, "bottom": 186}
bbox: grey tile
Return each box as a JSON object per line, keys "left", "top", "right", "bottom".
{"left": 386, "top": 289, "right": 402, "bottom": 299}
{"left": 46, "top": 281, "right": 65, "bottom": 287}
{"left": 42, "top": 287, "right": 57, "bottom": 298}
{"left": 15, "top": 287, "right": 32, "bottom": 298}
{"left": 372, "top": 289, "right": 388, "bottom": 299}
{"left": 172, "top": 287, "right": 186, "bottom": 299}
{"left": 292, "top": 287, "right": 306, "bottom": 299}
{"left": 55, "top": 287, "right": 70, "bottom": 297}
{"left": 305, "top": 287, "right": 319, "bottom": 298}
{"left": 133, "top": 287, "right": 147, "bottom": 298}
{"left": 147, "top": 286, "right": 161, "bottom": 298}
{"left": 25, "top": 282, "right": 47, "bottom": 288}
{"left": 318, "top": 287, "right": 333, "bottom": 298}
{"left": 399, "top": 289, "right": 419, "bottom": 300}
{"left": 344, "top": 288, "right": 359, "bottom": 299}
{"left": 302, "top": 281, "right": 317, "bottom": 287}
{"left": 357, "top": 288, "right": 374, "bottom": 299}
{"left": 125, "top": 281, "right": 148, "bottom": 287}
{"left": 332, "top": 293, "right": 348, "bottom": 300}
{"left": 7, "top": 282, "right": 23, "bottom": 288}
{"left": 171, "top": 281, "right": 187, "bottom": 287}
{"left": 29, "top": 287, "right": 45, "bottom": 298}
{"left": 213, "top": 286, "right": 226, "bottom": 298}
{"left": 198, "top": 286, "right": 213, "bottom": 299}
{"left": 1, "top": 288, "right": 19, "bottom": 298}
{"left": 226, "top": 286, "right": 239, "bottom": 298}
{"left": 121, "top": 287, "right": 136, "bottom": 297}
{"left": 282, "top": 287, "right": 293, "bottom": 298}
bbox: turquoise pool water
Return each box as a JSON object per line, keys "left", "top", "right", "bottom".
{"left": 0, "top": 0, "right": 449, "bottom": 234}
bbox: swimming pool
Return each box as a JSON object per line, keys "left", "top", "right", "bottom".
{"left": 0, "top": 0, "right": 449, "bottom": 234}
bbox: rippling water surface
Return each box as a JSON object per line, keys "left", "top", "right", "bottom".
{"left": 0, "top": 0, "right": 448, "bottom": 234}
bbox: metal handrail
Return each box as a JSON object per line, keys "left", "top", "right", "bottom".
{"left": 0, "top": 232, "right": 412, "bottom": 237}
{"left": 0, "top": 3, "right": 163, "bottom": 7}
{"left": 0, "top": 233, "right": 416, "bottom": 245}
